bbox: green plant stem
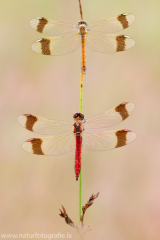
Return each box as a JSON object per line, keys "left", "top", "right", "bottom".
{"left": 79, "top": 70, "right": 83, "bottom": 223}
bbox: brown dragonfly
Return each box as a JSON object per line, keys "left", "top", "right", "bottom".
{"left": 30, "top": 13, "right": 135, "bottom": 73}
{"left": 18, "top": 102, "right": 136, "bottom": 180}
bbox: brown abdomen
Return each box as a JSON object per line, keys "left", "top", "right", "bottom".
{"left": 75, "top": 134, "right": 81, "bottom": 181}
{"left": 81, "top": 36, "right": 86, "bottom": 74}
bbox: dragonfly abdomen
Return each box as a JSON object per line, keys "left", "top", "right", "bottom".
{"left": 81, "top": 36, "right": 86, "bottom": 74}
{"left": 75, "top": 133, "right": 81, "bottom": 181}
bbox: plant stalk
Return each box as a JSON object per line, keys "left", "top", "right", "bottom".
{"left": 79, "top": 69, "right": 83, "bottom": 223}
{"left": 78, "top": 0, "right": 83, "bottom": 20}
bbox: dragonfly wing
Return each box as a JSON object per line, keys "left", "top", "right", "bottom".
{"left": 30, "top": 17, "right": 78, "bottom": 35}
{"left": 83, "top": 102, "right": 135, "bottom": 130}
{"left": 82, "top": 130, "right": 136, "bottom": 151}
{"left": 86, "top": 33, "right": 135, "bottom": 53}
{"left": 31, "top": 34, "right": 80, "bottom": 55}
{"left": 23, "top": 133, "right": 75, "bottom": 155}
{"left": 18, "top": 114, "right": 73, "bottom": 134}
{"left": 88, "top": 13, "right": 135, "bottom": 33}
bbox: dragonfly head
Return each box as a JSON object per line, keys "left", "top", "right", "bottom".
{"left": 77, "top": 20, "right": 87, "bottom": 27}
{"left": 77, "top": 21, "right": 87, "bottom": 36}
{"left": 73, "top": 112, "right": 84, "bottom": 121}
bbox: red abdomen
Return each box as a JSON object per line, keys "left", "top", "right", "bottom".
{"left": 75, "top": 134, "right": 81, "bottom": 181}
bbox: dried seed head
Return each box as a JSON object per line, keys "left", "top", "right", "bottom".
{"left": 59, "top": 192, "right": 100, "bottom": 239}
{"left": 81, "top": 192, "right": 100, "bottom": 225}
{"left": 59, "top": 205, "right": 76, "bottom": 228}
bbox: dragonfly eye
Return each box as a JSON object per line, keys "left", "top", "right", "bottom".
{"left": 83, "top": 21, "right": 87, "bottom": 26}
{"left": 73, "top": 113, "right": 78, "bottom": 119}
{"left": 79, "top": 113, "right": 84, "bottom": 120}
{"left": 77, "top": 21, "right": 82, "bottom": 26}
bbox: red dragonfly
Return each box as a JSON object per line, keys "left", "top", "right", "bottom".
{"left": 18, "top": 102, "right": 136, "bottom": 180}
{"left": 30, "top": 13, "right": 135, "bottom": 73}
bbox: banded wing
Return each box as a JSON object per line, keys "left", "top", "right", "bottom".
{"left": 31, "top": 34, "right": 80, "bottom": 55}
{"left": 30, "top": 17, "right": 78, "bottom": 35}
{"left": 86, "top": 13, "right": 135, "bottom": 53}
{"left": 23, "top": 133, "right": 75, "bottom": 155}
{"left": 86, "top": 33, "right": 135, "bottom": 53}
{"left": 82, "top": 129, "right": 136, "bottom": 151}
{"left": 18, "top": 114, "right": 73, "bottom": 134}
{"left": 88, "top": 13, "right": 135, "bottom": 33}
{"left": 83, "top": 102, "right": 135, "bottom": 129}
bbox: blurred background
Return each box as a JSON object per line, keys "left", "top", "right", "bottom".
{"left": 0, "top": 0, "right": 160, "bottom": 239}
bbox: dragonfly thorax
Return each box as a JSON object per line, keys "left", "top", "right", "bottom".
{"left": 73, "top": 122, "right": 83, "bottom": 134}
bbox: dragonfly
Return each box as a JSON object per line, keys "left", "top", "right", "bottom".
{"left": 30, "top": 13, "right": 135, "bottom": 74}
{"left": 18, "top": 102, "right": 136, "bottom": 180}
